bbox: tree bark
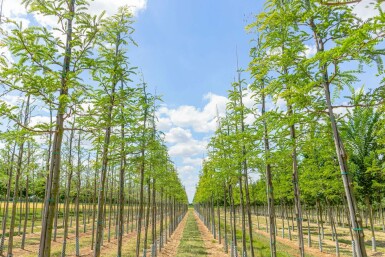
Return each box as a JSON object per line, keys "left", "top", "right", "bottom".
{"left": 39, "top": 1, "right": 75, "bottom": 255}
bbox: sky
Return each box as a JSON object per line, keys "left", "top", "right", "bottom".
{"left": 128, "top": 0, "right": 385, "bottom": 202}
{"left": 129, "top": 0, "right": 262, "bottom": 202}
{"left": 1, "top": 0, "right": 383, "bottom": 202}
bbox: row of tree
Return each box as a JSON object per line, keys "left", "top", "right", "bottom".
{"left": 194, "top": 1, "right": 385, "bottom": 257}
{"left": 0, "top": 1, "right": 188, "bottom": 257}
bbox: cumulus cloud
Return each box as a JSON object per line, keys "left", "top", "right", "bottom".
{"left": 158, "top": 93, "right": 228, "bottom": 133}
{"left": 3, "top": 0, "right": 147, "bottom": 28}
{"left": 168, "top": 138, "right": 207, "bottom": 158}
{"left": 157, "top": 116, "right": 173, "bottom": 131}
{"left": 165, "top": 127, "right": 193, "bottom": 144}
{"left": 30, "top": 115, "right": 51, "bottom": 127}
{"left": 88, "top": 0, "right": 147, "bottom": 17}
{"left": 2, "top": 0, "right": 28, "bottom": 19}
{"left": 182, "top": 157, "right": 203, "bottom": 167}
{"left": 2, "top": 94, "right": 22, "bottom": 106}
{"left": 157, "top": 90, "right": 262, "bottom": 201}
{"left": 157, "top": 92, "right": 230, "bottom": 201}
{"left": 304, "top": 45, "right": 317, "bottom": 58}
{"left": 178, "top": 165, "right": 196, "bottom": 175}
{"left": 353, "top": 0, "right": 385, "bottom": 20}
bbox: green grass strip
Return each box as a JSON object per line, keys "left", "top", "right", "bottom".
{"left": 176, "top": 211, "right": 207, "bottom": 256}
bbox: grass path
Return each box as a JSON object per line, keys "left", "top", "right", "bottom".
{"left": 176, "top": 210, "right": 207, "bottom": 257}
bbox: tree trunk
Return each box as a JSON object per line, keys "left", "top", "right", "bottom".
{"left": 287, "top": 102, "right": 305, "bottom": 257}
{"left": 21, "top": 142, "right": 31, "bottom": 249}
{"left": 61, "top": 121, "right": 76, "bottom": 257}
{"left": 262, "top": 80, "right": 277, "bottom": 257}
{"left": 365, "top": 196, "right": 376, "bottom": 252}
{"left": 307, "top": 12, "right": 367, "bottom": 257}
{"left": 93, "top": 28, "right": 121, "bottom": 256}
{"left": 0, "top": 142, "right": 17, "bottom": 254}
{"left": 8, "top": 95, "right": 30, "bottom": 257}
{"left": 117, "top": 110, "right": 126, "bottom": 257}
{"left": 75, "top": 132, "right": 81, "bottom": 257}
{"left": 91, "top": 149, "right": 99, "bottom": 250}
{"left": 136, "top": 84, "right": 149, "bottom": 257}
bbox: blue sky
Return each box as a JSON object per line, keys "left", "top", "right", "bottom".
{"left": 2, "top": 0, "right": 383, "bottom": 202}
{"left": 130, "top": 0, "right": 261, "bottom": 106}
{"left": 128, "top": 0, "right": 263, "bottom": 202}
{"left": 127, "top": 0, "right": 384, "bottom": 202}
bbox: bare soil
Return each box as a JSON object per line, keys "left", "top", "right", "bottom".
{"left": 157, "top": 214, "right": 188, "bottom": 257}
{"left": 194, "top": 211, "right": 230, "bottom": 257}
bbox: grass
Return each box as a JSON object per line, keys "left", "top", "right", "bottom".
{"left": 0, "top": 201, "right": 171, "bottom": 257}
{"left": 212, "top": 211, "right": 317, "bottom": 257}
{"left": 176, "top": 211, "right": 207, "bottom": 256}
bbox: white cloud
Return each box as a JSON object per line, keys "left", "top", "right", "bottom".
{"left": 353, "top": 0, "right": 385, "bottom": 20}
{"left": 159, "top": 93, "right": 228, "bottom": 133}
{"left": 304, "top": 45, "right": 317, "bottom": 58}
{"left": 2, "top": 0, "right": 27, "bottom": 19}
{"left": 1, "top": 1, "right": 29, "bottom": 27}
{"left": 2, "top": 94, "right": 22, "bottom": 106}
{"left": 3, "top": 0, "right": 147, "bottom": 28}
{"left": 157, "top": 116, "right": 173, "bottom": 131}
{"left": 30, "top": 115, "right": 50, "bottom": 127}
{"left": 276, "top": 97, "right": 286, "bottom": 111}
{"left": 32, "top": 13, "right": 58, "bottom": 28}
{"left": 88, "top": 0, "right": 147, "bottom": 17}
{"left": 33, "top": 134, "right": 47, "bottom": 145}
{"left": 182, "top": 157, "right": 203, "bottom": 167}
{"left": 157, "top": 91, "right": 261, "bottom": 201}
{"left": 333, "top": 101, "right": 349, "bottom": 117}
{"left": 243, "top": 86, "right": 256, "bottom": 109}
{"left": 157, "top": 92, "right": 229, "bottom": 202}
{"left": 165, "top": 127, "right": 193, "bottom": 144}
{"left": 178, "top": 165, "right": 195, "bottom": 175}
{"left": 168, "top": 138, "right": 207, "bottom": 158}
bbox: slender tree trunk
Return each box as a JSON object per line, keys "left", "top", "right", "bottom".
{"left": 143, "top": 179, "right": 151, "bottom": 256}
{"left": 136, "top": 83, "right": 149, "bottom": 257}
{"left": 224, "top": 184, "right": 228, "bottom": 253}
{"left": 8, "top": 95, "right": 30, "bottom": 257}
{"left": 61, "top": 121, "right": 76, "bottom": 257}
{"left": 75, "top": 132, "right": 81, "bottom": 257}
{"left": 21, "top": 142, "right": 31, "bottom": 249}
{"left": 39, "top": 1, "right": 75, "bottom": 255}
{"left": 0, "top": 142, "right": 17, "bottom": 254}
{"left": 236, "top": 72, "right": 255, "bottom": 257}
{"left": 53, "top": 194, "right": 59, "bottom": 241}
{"left": 31, "top": 172, "right": 37, "bottom": 234}
{"left": 285, "top": 99, "right": 305, "bottom": 256}
{"left": 93, "top": 30, "right": 121, "bottom": 256}
{"left": 108, "top": 173, "right": 114, "bottom": 243}
{"left": 151, "top": 179, "right": 156, "bottom": 257}
{"left": 117, "top": 107, "right": 126, "bottom": 257}
{"left": 230, "top": 185, "right": 238, "bottom": 257}
{"left": 261, "top": 80, "right": 277, "bottom": 257}
{"left": 307, "top": 12, "right": 367, "bottom": 257}
{"left": 91, "top": 149, "right": 99, "bottom": 250}
{"left": 159, "top": 189, "right": 164, "bottom": 251}
{"left": 365, "top": 196, "right": 376, "bottom": 252}
{"left": 238, "top": 176, "right": 247, "bottom": 257}
{"left": 217, "top": 199, "right": 221, "bottom": 244}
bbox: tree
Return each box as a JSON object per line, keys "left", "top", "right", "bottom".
{"left": 341, "top": 89, "right": 383, "bottom": 251}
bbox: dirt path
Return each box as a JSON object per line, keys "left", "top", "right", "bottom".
{"left": 194, "top": 211, "right": 230, "bottom": 257}
{"left": 157, "top": 213, "right": 188, "bottom": 257}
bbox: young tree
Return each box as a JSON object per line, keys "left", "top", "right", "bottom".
{"left": 91, "top": 7, "right": 135, "bottom": 257}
